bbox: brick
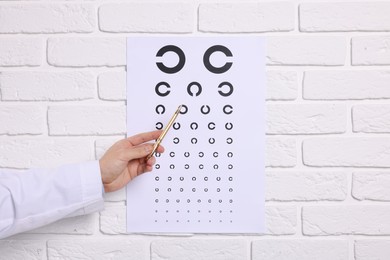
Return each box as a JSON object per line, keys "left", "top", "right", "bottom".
{"left": 304, "top": 70, "right": 390, "bottom": 100}
{"left": 265, "top": 206, "right": 296, "bottom": 235}
{"left": 267, "top": 36, "right": 346, "bottom": 65}
{"left": 353, "top": 105, "right": 390, "bottom": 133}
{"left": 0, "top": 38, "right": 42, "bottom": 67}
{"left": 0, "top": 105, "right": 44, "bottom": 135}
{"left": 48, "top": 239, "right": 147, "bottom": 260}
{"left": 303, "top": 206, "right": 390, "bottom": 235}
{"left": 48, "top": 105, "right": 126, "bottom": 135}
{"left": 252, "top": 239, "right": 348, "bottom": 260}
{"left": 98, "top": 72, "right": 126, "bottom": 101}
{"left": 0, "top": 240, "right": 46, "bottom": 259}
{"left": 266, "top": 71, "right": 298, "bottom": 100}
{"left": 267, "top": 104, "right": 346, "bottom": 134}
{"left": 352, "top": 36, "right": 390, "bottom": 65}
{"left": 28, "top": 214, "right": 97, "bottom": 235}
{"left": 303, "top": 138, "right": 390, "bottom": 167}
{"left": 199, "top": 2, "right": 294, "bottom": 32}
{"left": 0, "top": 71, "right": 95, "bottom": 101}
{"left": 353, "top": 172, "right": 390, "bottom": 201}
{"left": 99, "top": 3, "right": 193, "bottom": 33}
{"left": 0, "top": 4, "right": 95, "bottom": 33}
{"left": 47, "top": 37, "right": 126, "bottom": 67}
{"left": 0, "top": 138, "right": 93, "bottom": 168}
{"left": 151, "top": 239, "right": 246, "bottom": 260}
{"left": 266, "top": 138, "right": 296, "bottom": 167}
{"left": 300, "top": 2, "right": 390, "bottom": 32}
{"left": 100, "top": 205, "right": 126, "bottom": 234}
{"left": 266, "top": 171, "right": 347, "bottom": 201}
{"left": 355, "top": 240, "right": 390, "bottom": 260}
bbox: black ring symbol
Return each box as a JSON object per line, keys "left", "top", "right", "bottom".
{"left": 213, "top": 152, "right": 219, "bottom": 158}
{"left": 216, "top": 177, "right": 221, "bottom": 181}
{"left": 218, "top": 82, "right": 234, "bottom": 97}
{"left": 199, "top": 152, "right": 204, "bottom": 157}
{"left": 201, "top": 105, "right": 210, "bottom": 114}
{"left": 192, "top": 177, "right": 196, "bottom": 181}
{"left": 203, "top": 45, "right": 233, "bottom": 74}
{"left": 170, "top": 164, "right": 175, "bottom": 169}
{"left": 225, "top": 122, "right": 233, "bottom": 130}
{"left": 180, "top": 105, "right": 188, "bottom": 114}
{"left": 155, "top": 82, "right": 171, "bottom": 97}
{"left": 180, "top": 177, "right": 185, "bottom": 181}
{"left": 208, "top": 122, "right": 216, "bottom": 130}
{"left": 155, "top": 153, "right": 161, "bottom": 157}
{"left": 228, "top": 164, "right": 233, "bottom": 169}
{"left": 155, "top": 176, "right": 160, "bottom": 181}
{"left": 199, "top": 164, "right": 204, "bottom": 169}
{"left": 204, "top": 176, "right": 208, "bottom": 181}
{"left": 190, "top": 122, "right": 198, "bottom": 130}
{"left": 170, "top": 152, "right": 175, "bottom": 157}
{"left": 229, "top": 177, "right": 233, "bottom": 181}
{"left": 187, "top": 82, "right": 202, "bottom": 97}
{"left": 155, "top": 164, "right": 160, "bottom": 169}
{"left": 173, "top": 122, "right": 180, "bottom": 130}
{"left": 184, "top": 164, "right": 189, "bottom": 169}
{"left": 191, "top": 138, "right": 198, "bottom": 144}
{"left": 184, "top": 152, "right": 190, "bottom": 157}
{"left": 155, "top": 104, "right": 166, "bottom": 114}
{"left": 213, "top": 164, "right": 219, "bottom": 169}
{"left": 173, "top": 137, "right": 180, "bottom": 144}
{"left": 227, "top": 152, "right": 233, "bottom": 158}
{"left": 223, "top": 105, "right": 233, "bottom": 115}
{"left": 156, "top": 45, "right": 185, "bottom": 74}
{"left": 156, "top": 122, "right": 163, "bottom": 130}
{"left": 209, "top": 138, "right": 215, "bottom": 144}
{"left": 226, "top": 137, "right": 233, "bottom": 144}
{"left": 168, "top": 176, "right": 172, "bottom": 181}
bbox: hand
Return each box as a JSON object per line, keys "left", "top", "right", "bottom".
{"left": 99, "top": 130, "right": 164, "bottom": 192}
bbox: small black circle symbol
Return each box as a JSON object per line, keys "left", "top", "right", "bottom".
{"left": 156, "top": 122, "right": 163, "bottom": 130}
{"left": 204, "top": 176, "right": 208, "bottom": 181}
{"left": 170, "top": 164, "right": 175, "bottom": 169}
{"left": 173, "top": 122, "right": 181, "bottom": 130}
{"left": 155, "top": 176, "right": 160, "bottom": 181}
{"left": 225, "top": 122, "right": 233, "bottom": 130}
{"left": 213, "top": 152, "right": 219, "bottom": 158}
{"left": 173, "top": 137, "right": 180, "bottom": 144}
{"left": 198, "top": 152, "right": 204, "bottom": 157}
{"left": 208, "top": 122, "right": 216, "bottom": 130}
{"left": 192, "top": 177, "right": 196, "bottom": 181}
{"left": 180, "top": 177, "right": 184, "bottom": 181}
{"left": 229, "top": 177, "right": 233, "bottom": 181}
{"left": 228, "top": 164, "right": 233, "bottom": 169}
{"left": 204, "top": 188, "right": 208, "bottom": 192}
{"left": 203, "top": 45, "right": 233, "bottom": 74}
{"left": 155, "top": 152, "right": 161, "bottom": 157}
{"left": 180, "top": 104, "right": 188, "bottom": 114}
{"left": 209, "top": 138, "right": 215, "bottom": 144}
{"left": 170, "top": 152, "right": 175, "bottom": 157}
{"left": 155, "top": 188, "right": 159, "bottom": 192}
{"left": 155, "top": 104, "right": 166, "bottom": 114}
{"left": 191, "top": 138, "right": 198, "bottom": 144}
{"left": 156, "top": 45, "right": 185, "bottom": 74}
{"left": 184, "top": 152, "right": 190, "bottom": 157}
{"left": 190, "top": 122, "right": 198, "bottom": 130}
{"left": 223, "top": 105, "right": 233, "bottom": 114}
{"left": 216, "top": 177, "right": 221, "bottom": 181}
{"left": 155, "top": 164, "right": 160, "bottom": 169}
{"left": 199, "top": 164, "right": 204, "bottom": 169}
{"left": 184, "top": 164, "right": 189, "bottom": 169}
{"left": 226, "top": 137, "right": 233, "bottom": 144}
{"left": 227, "top": 152, "right": 233, "bottom": 158}
{"left": 200, "top": 105, "right": 211, "bottom": 114}
{"left": 187, "top": 82, "right": 202, "bottom": 97}
{"left": 213, "top": 164, "right": 219, "bottom": 169}
{"left": 168, "top": 176, "right": 172, "bottom": 181}
{"left": 155, "top": 82, "right": 171, "bottom": 97}
{"left": 218, "top": 82, "right": 234, "bottom": 97}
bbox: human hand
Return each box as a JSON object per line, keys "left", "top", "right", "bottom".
{"left": 99, "top": 130, "right": 164, "bottom": 192}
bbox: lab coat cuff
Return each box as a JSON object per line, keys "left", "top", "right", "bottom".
{"left": 79, "top": 161, "right": 104, "bottom": 209}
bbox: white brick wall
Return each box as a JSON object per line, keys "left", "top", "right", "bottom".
{"left": 1, "top": 1, "right": 390, "bottom": 259}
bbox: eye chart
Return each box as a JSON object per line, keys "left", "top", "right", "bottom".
{"left": 126, "top": 36, "right": 265, "bottom": 233}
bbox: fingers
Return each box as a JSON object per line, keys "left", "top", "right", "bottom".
{"left": 127, "top": 130, "right": 162, "bottom": 146}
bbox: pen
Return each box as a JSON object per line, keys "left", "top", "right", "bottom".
{"left": 146, "top": 104, "right": 183, "bottom": 161}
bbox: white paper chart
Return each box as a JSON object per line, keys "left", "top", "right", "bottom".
{"left": 126, "top": 36, "right": 265, "bottom": 233}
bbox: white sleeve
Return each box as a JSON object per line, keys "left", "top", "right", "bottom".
{"left": 0, "top": 161, "right": 104, "bottom": 239}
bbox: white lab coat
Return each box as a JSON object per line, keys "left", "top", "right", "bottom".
{"left": 0, "top": 161, "right": 104, "bottom": 239}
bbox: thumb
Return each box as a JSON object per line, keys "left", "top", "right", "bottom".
{"left": 123, "top": 144, "right": 154, "bottom": 161}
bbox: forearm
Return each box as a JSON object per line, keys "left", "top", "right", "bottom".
{"left": 0, "top": 161, "right": 104, "bottom": 239}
